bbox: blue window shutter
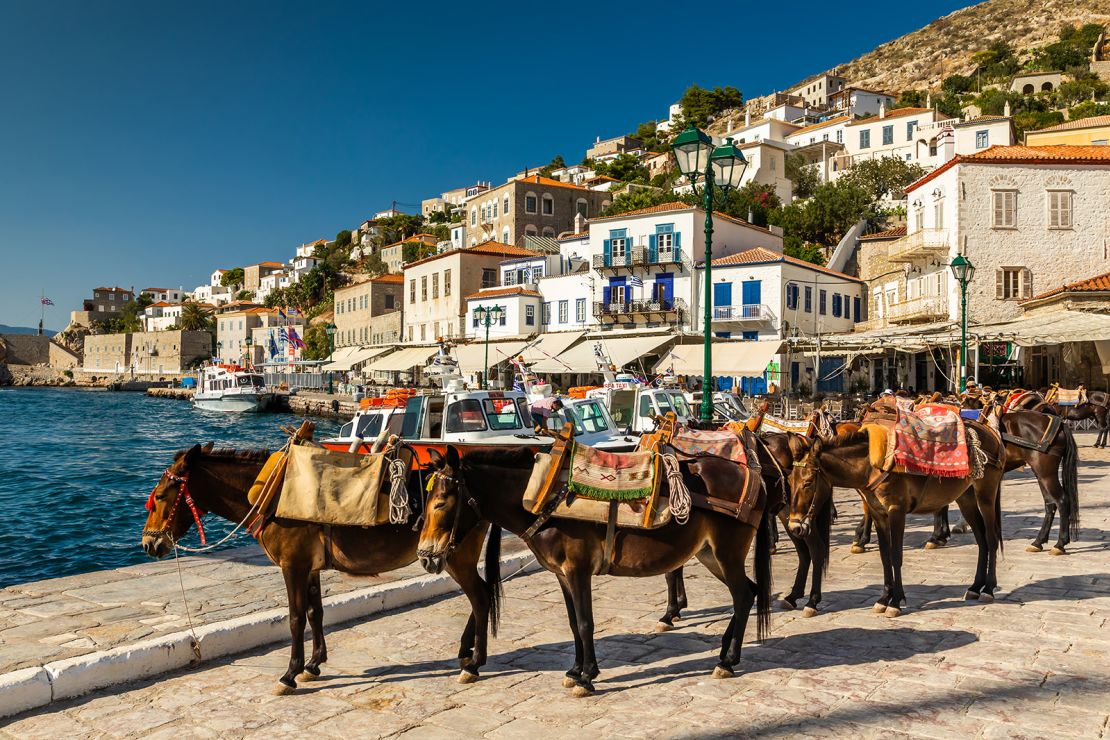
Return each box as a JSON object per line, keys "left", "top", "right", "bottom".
{"left": 853, "top": 296, "right": 861, "bottom": 322}
{"left": 673, "top": 231, "right": 681, "bottom": 248}
{"left": 648, "top": 234, "right": 657, "bottom": 262}
{"left": 603, "top": 239, "right": 611, "bottom": 265}
{"left": 603, "top": 286, "right": 611, "bottom": 304}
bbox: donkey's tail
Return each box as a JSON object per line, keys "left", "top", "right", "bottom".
{"left": 754, "top": 498, "right": 774, "bottom": 641}
{"left": 1061, "top": 427, "right": 1080, "bottom": 542}
{"left": 484, "top": 525, "right": 503, "bottom": 637}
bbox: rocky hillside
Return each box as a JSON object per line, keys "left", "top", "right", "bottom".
{"left": 833, "top": 0, "right": 1109, "bottom": 93}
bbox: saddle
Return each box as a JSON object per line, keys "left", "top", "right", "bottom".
{"left": 864, "top": 401, "right": 971, "bottom": 478}
{"left": 1048, "top": 385, "right": 1087, "bottom": 407}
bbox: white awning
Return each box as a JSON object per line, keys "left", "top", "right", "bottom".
{"left": 453, "top": 340, "right": 533, "bottom": 373}
{"left": 518, "top": 332, "right": 585, "bottom": 367}
{"left": 533, "top": 334, "right": 675, "bottom": 373}
{"left": 654, "top": 340, "right": 782, "bottom": 378}
{"left": 321, "top": 346, "right": 392, "bottom": 372}
{"left": 363, "top": 346, "right": 439, "bottom": 373}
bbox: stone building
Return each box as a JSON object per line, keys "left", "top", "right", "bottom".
{"left": 463, "top": 175, "right": 611, "bottom": 247}
{"left": 82, "top": 333, "right": 132, "bottom": 374}
{"left": 379, "top": 234, "right": 438, "bottom": 275}
{"left": 0, "top": 334, "right": 79, "bottom": 369}
{"left": 70, "top": 286, "right": 135, "bottom": 327}
{"left": 80, "top": 331, "right": 210, "bottom": 375}
{"left": 242, "top": 261, "right": 285, "bottom": 293}
{"left": 332, "top": 273, "right": 404, "bottom": 349}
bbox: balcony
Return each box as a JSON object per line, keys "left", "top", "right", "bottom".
{"left": 711, "top": 304, "right": 777, "bottom": 325}
{"left": 886, "top": 295, "right": 949, "bottom": 324}
{"left": 594, "top": 298, "right": 688, "bottom": 321}
{"left": 592, "top": 247, "right": 646, "bottom": 271}
{"left": 646, "top": 247, "right": 682, "bottom": 267}
{"left": 887, "top": 229, "right": 950, "bottom": 263}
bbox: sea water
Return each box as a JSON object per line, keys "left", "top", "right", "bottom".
{"left": 0, "top": 387, "right": 340, "bottom": 587}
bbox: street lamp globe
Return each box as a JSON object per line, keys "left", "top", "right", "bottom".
{"left": 489, "top": 305, "right": 504, "bottom": 323}
{"left": 671, "top": 125, "right": 714, "bottom": 180}
{"left": 325, "top": 323, "right": 337, "bottom": 338}
{"left": 949, "top": 254, "right": 975, "bottom": 284}
{"left": 710, "top": 139, "right": 748, "bottom": 191}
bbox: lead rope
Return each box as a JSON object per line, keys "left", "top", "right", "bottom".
{"left": 388, "top": 458, "right": 411, "bottom": 525}
{"left": 171, "top": 543, "right": 203, "bottom": 660}
{"left": 661, "top": 453, "right": 691, "bottom": 525}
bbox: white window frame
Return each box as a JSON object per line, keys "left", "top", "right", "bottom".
{"left": 1047, "top": 190, "right": 1073, "bottom": 230}
{"left": 541, "top": 194, "right": 554, "bottom": 216}
{"left": 610, "top": 237, "right": 627, "bottom": 259}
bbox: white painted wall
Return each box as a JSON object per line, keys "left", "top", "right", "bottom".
{"left": 464, "top": 294, "right": 541, "bottom": 339}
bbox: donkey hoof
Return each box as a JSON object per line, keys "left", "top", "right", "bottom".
{"left": 779, "top": 598, "right": 797, "bottom": 611}
{"left": 458, "top": 670, "right": 479, "bottom": 684}
{"left": 1050, "top": 547, "right": 1067, "bottom": 556}
{"left": 873, "top": 602, "right": 888, "bottom": 614}
{"left": 802, "top": 606, "right": 819, "bottom": 618}
{"left": 964, "top": 590, "right": 980, "bottom": 601}
{"left": 884, "top": 607, "right": 903, "bottom": 618}
{"left": 850, "top": 544, "right": 866, "bottom": 554}
{"left": 978, "top": 592, "right": 995, "bottom": 604}
{"left": 924, "top": 540, "right": 940, "bottom": 550}
{"left": 562, "top": 676, "right": 578, "bottom": 688}
{"left": 654, "top": 621, "right": 674, "bottom": 633}
{"left": 570, "top": 684, "right": 594, "bottom": 698}
{"left": 273, "top": 681, "right": 296, "bottom": 696}
{"left": 1025, "top": 544, "right": 1043, "bottom": 553}
{"left": 299, "top": 670, "right": 321, "bottom": 682}
{"left": 712, "top": 665, "right": 735, "bottom": 679}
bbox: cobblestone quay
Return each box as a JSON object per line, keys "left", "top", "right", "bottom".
{"left": 5, "top": 435, "right": 1109, "bottom": 738}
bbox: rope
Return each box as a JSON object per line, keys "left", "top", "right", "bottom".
{"left": 661, "top": 453, "right": 691, "bottom": 525}
{"left": 171, "top": 543, "right": 203, "bottom": 660}
{"left": 170, "top": 495, "right": 264, "bottom": 553}
{"left": 388, "top": 458, "right": 412, "bottom": 525}
{"left": 966, "top": 426, "right": 989, "bottom": 480}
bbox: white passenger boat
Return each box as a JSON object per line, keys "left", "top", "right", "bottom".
{"left": 191, "top": 364, "right": 273, "bottom": 413}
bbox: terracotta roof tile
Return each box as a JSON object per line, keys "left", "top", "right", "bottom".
{"left": 1023, "top": 269, "right": 1110, "bottom": 302}
{"left": 906, "top": 145, "right": 1110, "bottom": 193}
{"left": 464, "top": 286, "right": 542, "bottom": 300}
{"left": 788, "top": 115, "right": 851, "bottom": 138}
{"left": 371, "top": 273, "right": 404, "bottom": 284}
{"left": 515, "top": 174, "right": 590, "bottom": 191}
{"left": 708, "top": 247, "right": 862, "bottom": 283}
{"left": 1030, "top": 115, "right": 1110, "bottom": 134}
{"left": 404, "top": 241, "right": 540, "bottom": 269}
{"left": 847, "top": 107, "right": 934, "bottom": 126}
{"left": 859, "top": 226, "right": 907, "bottom": 241}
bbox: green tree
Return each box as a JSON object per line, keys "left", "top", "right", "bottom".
{"left": 372, "top": 213, "right": 424, "bottom": 247}
{"left": 678, "top": 84, "right": 743, "bottom": 128}
{"left": 179, "top": 301, "right": 214, "bottom": 332}
{"left": 333, "top": 230, "right": 352, "bottom": 249}
{"left": 716, "top": 182, "right": 781, "bottom": 227}
{"left": 302, "top": 324, "right": 331, "bottom": 361}
{"left": 235, "top": 289, "right": 254, "bottom": 301}
{"left": 942, "top": 74, "right": 976, "bottom": 95}
{"left": 402, "top": 240, "right": 438, "bottom": 263}
{"left": 1067, "top": 100, "right": 1110, "bottom": 121}
{"left": 361, "top": 253, "right": 388, "bottom": 276}
{"left": 593, "top": 153, "right": 649, "bottom": 183}
{"left": 220, "top": 267, "right": 244, "bottom": 288}
{"left": 768, "top": 180, "right": 874, "bottom": 265}
{"left": 895, "top": 89, "right": 928, "bottom": 108}
{"left": 538, "top": 154, "right": 566, "bottom": 178}
{"left": 785, "top": 153, "right": 820, "bottom": 199}
{"left": 1013, "top": 110, "right": 1065, "bottom": 139}
{"left": 630, "top": 120, "right": 666, "bottom": 151}
{"left": 1029, "top": 23, "right": 1105, "bottom": 74}
{"left": 1054, "top": 76, "right": 1110, "bottom": 108}
{"left": 839, "top": 157, "right": 927, "bottom": 201}
{"left": 971, "top": 40, "right": 1019, "bottom": 82}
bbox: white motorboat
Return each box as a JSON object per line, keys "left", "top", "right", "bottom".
{"left": 192, "top": 364, "right": 273, "bottom": 413}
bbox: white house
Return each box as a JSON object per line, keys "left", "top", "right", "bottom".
{"left": 141, "top": 288, "right": 184, "bottom": 303}
{"left": 189, "top": 283, "right": 232, "bottom": 306}
{"left": 737, "top": 140, "right": 793, "bottom": 203}
{"left": 464, "top": 286, "right": 543, "bottom": 340}
{"left": 828, "top": 87, "right": 896, "bottom": 118}
{"left": 257, "top": 271, "right": 291, "bottom": 304}
{"left": 721, "top": 114, "right": 802, "bottom": 146}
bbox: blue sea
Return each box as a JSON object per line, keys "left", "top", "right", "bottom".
{"left": 0, "top": 388, "right": 339, "bottom": 587}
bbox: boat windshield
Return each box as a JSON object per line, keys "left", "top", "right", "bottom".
{"left": 401, "top": 397, "right": 425, "bottom": 438}
{"left": 237, "top": 375, "right": 264, "bottom": 388}
{"left": 483, "top": 398, "right": 523, "bottom": 431}
{"left": 669, "top": 392, "right": 692, "bottom": 418}
{"left": 445, "top": 399, "right": 488, "bottom": 433}
{"left": 339, "top": 411, "right": 398, "bottom": 439}
{"left": 569, "top": 401, "right": 611, "bottom": 435}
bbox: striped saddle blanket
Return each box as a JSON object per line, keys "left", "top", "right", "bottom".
{"left": 758, "top": 414, "right": 814, "bottom": 436}
{"left": 568, "top": 444, "right": 656, "bottom": 501}
{"left": 1053, "top": 387, "right": 1086, "bottom": 406}
{"left": 669, "top": 427, "right": 748, "bottom": 464}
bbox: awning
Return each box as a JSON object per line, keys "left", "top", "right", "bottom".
{"left": 363, "top": 346, "right": 439, "bottom": 373}
{"left": 653, "top": 340, "right": 782, "bottom": 378}
{"left": 453, "top": 340, "right": 533, "bottom": 373}
{"left": 518, "top": 331, "right": 585, "bottom": 367}
{"left": 322, "top": 346, "right": 392, "bottom": 372}
{"left": 533, "top": 333, "right": 675, "bottom": 373}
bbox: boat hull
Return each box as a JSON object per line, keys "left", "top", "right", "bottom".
{"left": 192, "top": 393, "right": 271, "bottom": 413}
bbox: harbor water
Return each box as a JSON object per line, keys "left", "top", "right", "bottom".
{"left": 0, "top": 387, "right": 339, "bottom": 587}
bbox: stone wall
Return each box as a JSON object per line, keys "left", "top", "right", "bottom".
{"left": 0, "top": 334, "right": 50, "bottom": 365}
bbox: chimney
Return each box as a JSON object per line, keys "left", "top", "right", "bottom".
{"left": 937, "top": 127, "right": 956, "bottom": 165}
{"left": 745, "top": 110, "right": 751, "bottom": 127}
{"left": 926, "top": 92, "right": 932, "bottom": 110}
{"left": 1003, "top": 100, "right": 1011, "bottom": 117}
{"left": 574, "top": 212, "right": 586, "bottom": 234}
{"left": 879, "top": 103, "right": 886, "bottom": 119}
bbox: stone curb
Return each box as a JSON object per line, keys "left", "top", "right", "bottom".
{"left": 0, "top": 550, "right": 539, "bottom": 719}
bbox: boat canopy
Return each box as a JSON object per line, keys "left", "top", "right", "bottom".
{"left": 518, "top": 331, "right": 585, "bottom": 368}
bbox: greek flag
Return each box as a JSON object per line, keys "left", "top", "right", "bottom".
{"left": 630, "top": 276, "right": 643, "bottom": 288}
{"left": 278, "top": 327, "right": 289, "bottom": 343}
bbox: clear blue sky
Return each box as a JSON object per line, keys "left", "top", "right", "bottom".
{"left": 0, "top": 0, "right": 974, "bottom": 329}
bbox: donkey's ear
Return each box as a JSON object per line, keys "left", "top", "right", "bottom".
{"left": 201, "top": 442, "right": 215, "bottom": 453}
{"left": 427, "top": 448, "right": 445, "bottom": 468}
{"left": 445, "top": 445, "right": 461, "bottom": 470}
{"left": 184, "top": 444, "right": 204, "bottom": 461}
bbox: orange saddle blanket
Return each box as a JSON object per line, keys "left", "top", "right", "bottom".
{"left": 889, "top": 403, "right": 969, "bottom": 478}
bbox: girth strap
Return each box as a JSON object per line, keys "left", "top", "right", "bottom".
{"left": 522, "top": 485, "right": 568, "bottom": 541}
{"left": 1002, "top": 413, "right": 1063, "bottom": 454}
{"left": 596, "top": 500, "right": 619, "bottom": 575}
{"left": 688, "top": 491, "right": 745, "bottom": 519}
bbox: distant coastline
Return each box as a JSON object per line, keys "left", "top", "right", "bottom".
{"left": 0, "top": 325, "right": 56, "bottom": 336}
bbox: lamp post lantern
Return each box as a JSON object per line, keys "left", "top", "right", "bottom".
{"left": 325, "top": 323, "right": 337, "bottom": 394}
{"left": 672, "top": 126, "right": 748, "bottom": 421}
{"left": 949, "top": 254, "right": 976, "bottom": 392}
{"left": 472, "top": 304, "right": 504, "bottom": 390}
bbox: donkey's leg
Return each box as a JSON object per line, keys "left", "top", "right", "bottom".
{"left": 702, "top": 536, "right": 755, "bottom": 678}
{"left": 446, "top": 550, "right": 490, "bottom": 682}
{"left": 277, "top": 566, "right": 310, "bottom": 694}
{"left": 557, "top": 578, "right": 584, "bottom": 689}
{"left": 955, "top": 491, "right": 988, "bottom": 599}
{"left": 564, "top": 568, "right": 598, "bottom": 697}
{"left": 1029, "top": 495, "right": 1056, "bottom": 552}
{"left": 302, "top": 572, "right": 327, "bottom": 680}
{"left": 803, "top": 528, "right": 827, "bottom": 617}
{"left": 925, "top": 506, "right": 950, "bottom": 549}
{"left": 884, "top": 506, "right": 908, "bottom": 617}
{"left": 872, "top": 515, "right": 894, "bottom": 613}
{"left": 781, "top": 527, "right": 810, "bottom": 612}
{"left": 658, "top": 568, "right": 686, "bottom": 630}
{"left": 975, "top": 480, "right": 1003, "bottom": 601}
{"left": 852, "top": 508, "right": 872, "bottom": 554}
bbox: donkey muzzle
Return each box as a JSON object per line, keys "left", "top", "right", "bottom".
{"left": 417, "top": 549, "right": 447, "bottom": 575}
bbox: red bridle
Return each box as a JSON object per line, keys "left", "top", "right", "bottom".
{"left": 144, "top": 470, "right": 207, "bottom": 545}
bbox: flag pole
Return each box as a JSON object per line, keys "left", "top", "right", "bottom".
{"left": 39, "top": 289, "right": 44, "bottom": 336}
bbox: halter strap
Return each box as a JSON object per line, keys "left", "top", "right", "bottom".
{"left": 143, "top": 469, "right": 207, "bottom": 546}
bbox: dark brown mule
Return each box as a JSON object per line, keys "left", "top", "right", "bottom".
{"left": 934, "top": 404, "right": 1080, "bottom": 555}
{"left": 417, "top": 444, "right": 779, "bottom": 696}
{"left": 140, "top": 444, "right": 502, "bottom": 694}
{"left": 1050, "top": 390, "right": 1109, "bottom": 448}
{"left": 788, "top": 421, "right": 1006, "bottom": 614}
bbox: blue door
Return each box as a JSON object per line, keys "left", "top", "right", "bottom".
{"left": 741, "top": 280, "right": 761, "bottom": 311}
{"left": 655, "top": 273, "right": 674, "bottom": 308}
{"left": 713, "top": 282, "right": 732, "bottom": 318}
{"left": 816, "top": 358, "right": 845, "bottom": 393}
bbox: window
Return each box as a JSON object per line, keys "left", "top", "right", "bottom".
{"left": 996, "top": 267, "right": 1032, "bottom": 300}
{"left": 575, "top": 198, "right": 588, "bottom": 218}
{"left": 470, "top": 208, "right": 477, "bottom": 226}
{"left": 836, "top": 129, "right": 843, "bottom": 144}
{"left": 542, "top": 194, "right": 554, "bottom": 215}
{"left": 906, "top": 120, "right": 917, "bottom": 141}
{"left": 853, "top": 296, "right": 861, "bottom": 322}
{"left": 525, "top": 193, "right": 537, "bottom": 213}
{"left": 576, "top": 298, "right": 586, "bottom": 322}
{"left": 832, "top": 293, "right": 842, "bottom": 317}
{"left": 420, "top": 276, "right": 428, "bottom": 301}
{"left": 819, "top": 289, "right": 827, "bottom": 315}
{"left": 524, "top": 225, "right": 537, "bottom": 236}
{"left": 1048, "top": 190, "right": 1072, "bottom": 229}
{"left": 558, "top": 300, "right": 568, "bottom": 323}
{"left": 502, "top": 228, "right": 510, "bottom": 243}
{"left": 859, "top": 129, "right": 870, "bottom": 149}
{"left": 992, "top": 190, "right": 1017, "bottom": 228}
{"left": 481, "top": 269, "right": 496, "bottom": 289}
{"left": 472, "top": 312, "right": 479, "bottom": 328}
{"left": 610, "top": 236, "right": 627, "bottom": 261}
{"left": 881, "top": 125, "right": 893, "bottom": 145}
{"left": 975, "top": 130, "right": 989, "bottom": 149}
{"left": 525, "top": 305, "right": 535, "bottom": 326}
{"left": 611, "top": 284, "right": 627, "bottom": 305}
{"left": 431, "top": 273, "right": 439, "bottom": 299}
{"left": 446, "top": 399, "right": 487, "bottom": 433}
{"left": 785, "top": 283, "right": 799, "bottom": 310}
{"left": 444, "top": 269, "right": 451, "bottom": 296}
{"left": 503, "top": 195, "right": 510, "bottom": 215}
{"left": 934, "top": 201, "right": 944, "bottom": 230}
{"left": 804, "top": 286, "right": 812, "bottom": 313}
{"left": 491, "top": 200, "right": 498, "bottom": 218}
{"left": 541, "top": 302, "right": 550, "bottom": 324}
{"left": 420, "top": 324, "right": 426, "bottom": 341}
{"left": 483, "top": 398, "right": 523, "bottom": 431}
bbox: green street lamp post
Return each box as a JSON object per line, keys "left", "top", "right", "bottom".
{"left": 949, "top": 255, "right": 976, "bottom": 392}
{"left": 472, "top": 304, "right": 504, "bottom": 390}
{"left": 244, "top": 336, "right": 252, "bottom": 368}
{"left": 672, "top": 125, "right": 748, "bottom": 421}
{"left": 325, "top": 323, "right": 337, "bottom": 394}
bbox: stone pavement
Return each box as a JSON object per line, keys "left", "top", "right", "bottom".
{"left": 5, "top": 433, "right": 1109, "bottom": 738}
{"left": 0, "top": 542, "right": 526, "bottom": 676}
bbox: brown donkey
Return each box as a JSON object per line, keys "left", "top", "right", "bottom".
{"left": 787, "top": 423, "right": 1006, "bottom": 615}
{"left": 140, "top": 443, "right": 502, "bottom": 694}
{"left": 417, "top": 444, "right": 779, "bottom": 697}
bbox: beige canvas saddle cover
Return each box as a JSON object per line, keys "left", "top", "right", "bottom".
{"left": 275, "top": 444, "right": 402, "bottom": 526}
